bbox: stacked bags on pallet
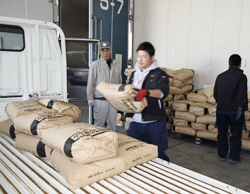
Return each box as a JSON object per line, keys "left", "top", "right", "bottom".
{"left": 164, "top": 68, "right": 195, "bottom": 130}
{"left": 0, "top": 99, "right": 81, "bottom": 160}
{"left": 172, "top": 86, "right": 217, "bottom": 140}
{"left": 192, "top": 88, "right": 218, "bottom": 141}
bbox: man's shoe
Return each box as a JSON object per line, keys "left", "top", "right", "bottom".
{"left": 228, "top": 158, "right": 240, "bottom": 164}
{"left": 219, "top": 157, "right": 226, "bottom": 162}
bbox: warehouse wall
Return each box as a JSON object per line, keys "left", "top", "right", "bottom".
{"left": 0, "top": 0, "right": 53, "bottom": 22}
{"left": 133, "top": 0, "right": 250, "bottom": 90}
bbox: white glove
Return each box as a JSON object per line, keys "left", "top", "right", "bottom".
{"left": 88, "top": 100, "right": 94, "bottom": 107}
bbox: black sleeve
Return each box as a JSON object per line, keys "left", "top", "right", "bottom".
{"left": 236, "top": 74, "right": 248, "bottom": 110}
{"left": 214, "top": 77, "right": 218, "bottom": 102}
{"left": 156, "top": 70, "right": 169, "bottom": 99}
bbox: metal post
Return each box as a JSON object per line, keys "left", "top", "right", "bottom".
{"left": 88, "top": 0, "right": 93, "bottom": 124}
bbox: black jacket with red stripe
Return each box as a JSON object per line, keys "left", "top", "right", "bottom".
{"left": 126, "top": 68, "right": 169, "bottom": 121}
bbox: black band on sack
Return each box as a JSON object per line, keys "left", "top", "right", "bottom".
{"left": 30, "top": 117, "right": 46, "bottom": 135}
{"left": 10, "top": 125, "right": 16, "bottom": 139}
{"left": 37, "top": 140, "right": 46, "bottom": 157}
{"left": 204, "top": 108, "right": 208, "bottom": 115}
{"left": 47, "top": 100, "right": 54, "bottom": 109}
{"left": 118, "top": 84, "right": 126, "bottom": 91}
{"left": 64, "top": 138, "right": 74, "bottom": 158}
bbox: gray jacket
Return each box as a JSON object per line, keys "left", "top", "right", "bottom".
{"left": 87, "top": 57, "right": 122, "bottom": 100}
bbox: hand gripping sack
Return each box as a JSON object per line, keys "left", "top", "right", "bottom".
{"left": 96, "top": 82, "right": 148, "bottom": 113}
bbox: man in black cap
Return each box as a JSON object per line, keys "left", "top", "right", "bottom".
{"left": 87, "top": 41, "right": 122, "bottom": 131}
{"left": 214, "top": 54, "right": 248, "bottom": 164}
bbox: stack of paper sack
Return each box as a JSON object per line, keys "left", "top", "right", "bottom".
{"left": 164, "top": 68, "right": 195, "bottom": 130}
{"left": 0, "top": 99, "right": 158, "bottom": 190}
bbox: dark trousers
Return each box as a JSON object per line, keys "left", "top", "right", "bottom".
{"left": 216, "top": 113, "right": 244, "bottom": 160}
{"left": 127, "top": 119, "right": 170, "bottom": 161}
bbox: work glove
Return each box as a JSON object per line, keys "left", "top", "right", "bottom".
{"left": 134, "top": 88, "right": 149, "bottom": 101}
{"left": 235, "top": 107, "right": 243, "bottom": 121}
{"left": 88, "top": 100, "right": 94, "bottom": 107}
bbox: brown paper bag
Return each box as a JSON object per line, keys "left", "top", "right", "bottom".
{"left": 246, "top": 121, "right": 250, "bottom": 131}
{"left": 164, "top": 100, "right": 174, "bottom": 108}
{"left": 14, "top": 112, "right": 75, "bottom": 138}
{"left": 203, "top": 87, "right": 214, "bottom": 98}
{"left": 196, "top": 115, "right": 216, "bottom": 124}
{"left": 173, "top": 111, "right": 197, "bottom": 122}
{"left": 172, "top": 100, "right": 194, "bottom": 112}
{"left": 173, "top": 94, "right": 185, "bottom": 100}
{"left": 164, "top": 94, "right": 173, "bottom": 101}
{"left": 173, "top": 119, "right": 191, "bottom": 127}
{"left": 191, "top": 122, "right": 207, "bottom": 131}
{"left": 242, "top": 139, "right": 250, "bottom": 150}
{"left": 169, "top": 86, "right": 182, "bottom": 95}
{"left": 15, "top": 133, "right": 52, "bottom": 160}
{"left": 38, "top": 99, "right": 81, "bottom": 120}
{"left": 96, "top": 82, "right": 148, "bottom": 113}
{"left": 208, "top": 96, "right": 216, "bottom": 104}
{"left": 207, "top": 125, "right": 218, "bottom": 133}
{"left": 5, "top": 101, "right": 53, "bottom": 121}
{"left": 189, "top": 102, "right": 213, "bottom": 116}
{"left": 166, "top": 69, "right": 194, "bottom": 81}
{"left": 50, "top": 150, "right": 125, "bottom": 189}
{"left": 186, "top": 93, "right": 208, "bottom": 103}
{"left": 168, "top": 77, "right": 174, "bottom": 86}
{"left": 172, "top": 125, "right": 196, "bottom": 136}
{"left": 245, "top": 111, "right": 250, "bottom": 121}
{"left": 242, "top": 131, "right": 250, "bottom": 139}
{"left": 0, "top": 119, "right": 16, "bottom": 139}
{"left": 117, "top": 133, "right": 158, "bottom": 170}
{"left": 208, "top": 105, "right": 217, "bottom": 115}
{"left": 196, "top": 130, "right": 217, "bottom": 141}
{"left": 173, "top": 79, "right": 194, "bottom": 87}
{"left": 194, "top": 89, "right": 205, "bottom": 95}
{"left": 42, "top": 123, "right": 118, "bottom": 164}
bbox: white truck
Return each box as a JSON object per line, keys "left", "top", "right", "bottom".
{"left": 0, "top": 16, "right": 249, "bottom": 194}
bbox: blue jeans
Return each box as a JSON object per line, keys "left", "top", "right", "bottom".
{"left": 127, "top": 119, "right": 170, "bottom": 161}
{"left": 216, "top": 113, "right": 244, "bottom": 160}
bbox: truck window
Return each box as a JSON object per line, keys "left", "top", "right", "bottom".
{"left": 0, "top": 24, "right": 25, "bottom": 51}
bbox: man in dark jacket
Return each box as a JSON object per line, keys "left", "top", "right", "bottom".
{"left": 214, "top": 54, "right": 248, "bottom": 164}
{"left": 126, "top": 42, "right": 170, "bottom": 161}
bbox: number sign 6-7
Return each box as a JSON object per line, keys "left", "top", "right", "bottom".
{"left": 100, "top": 0, "right": 124, "bottom": 14}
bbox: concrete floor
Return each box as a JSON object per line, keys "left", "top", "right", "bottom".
{"left": 71, "top": 99, "right": 250, "bottom": 193}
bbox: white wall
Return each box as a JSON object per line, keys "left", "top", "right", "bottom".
{"left": 133, "top": 0, "right": 250, "bottom": 91}
{"left": 0, "top": 0, "right": 53, "bottom": 22}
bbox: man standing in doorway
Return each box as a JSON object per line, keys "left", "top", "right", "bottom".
{"left": 214, "top": 54, "right": 248, "bottom": 164}
{"left": 126, "top": 42, "right": 170, "bottom": 161}
{"left": 87, "top": 41, "right": 122, "bottom": 131}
